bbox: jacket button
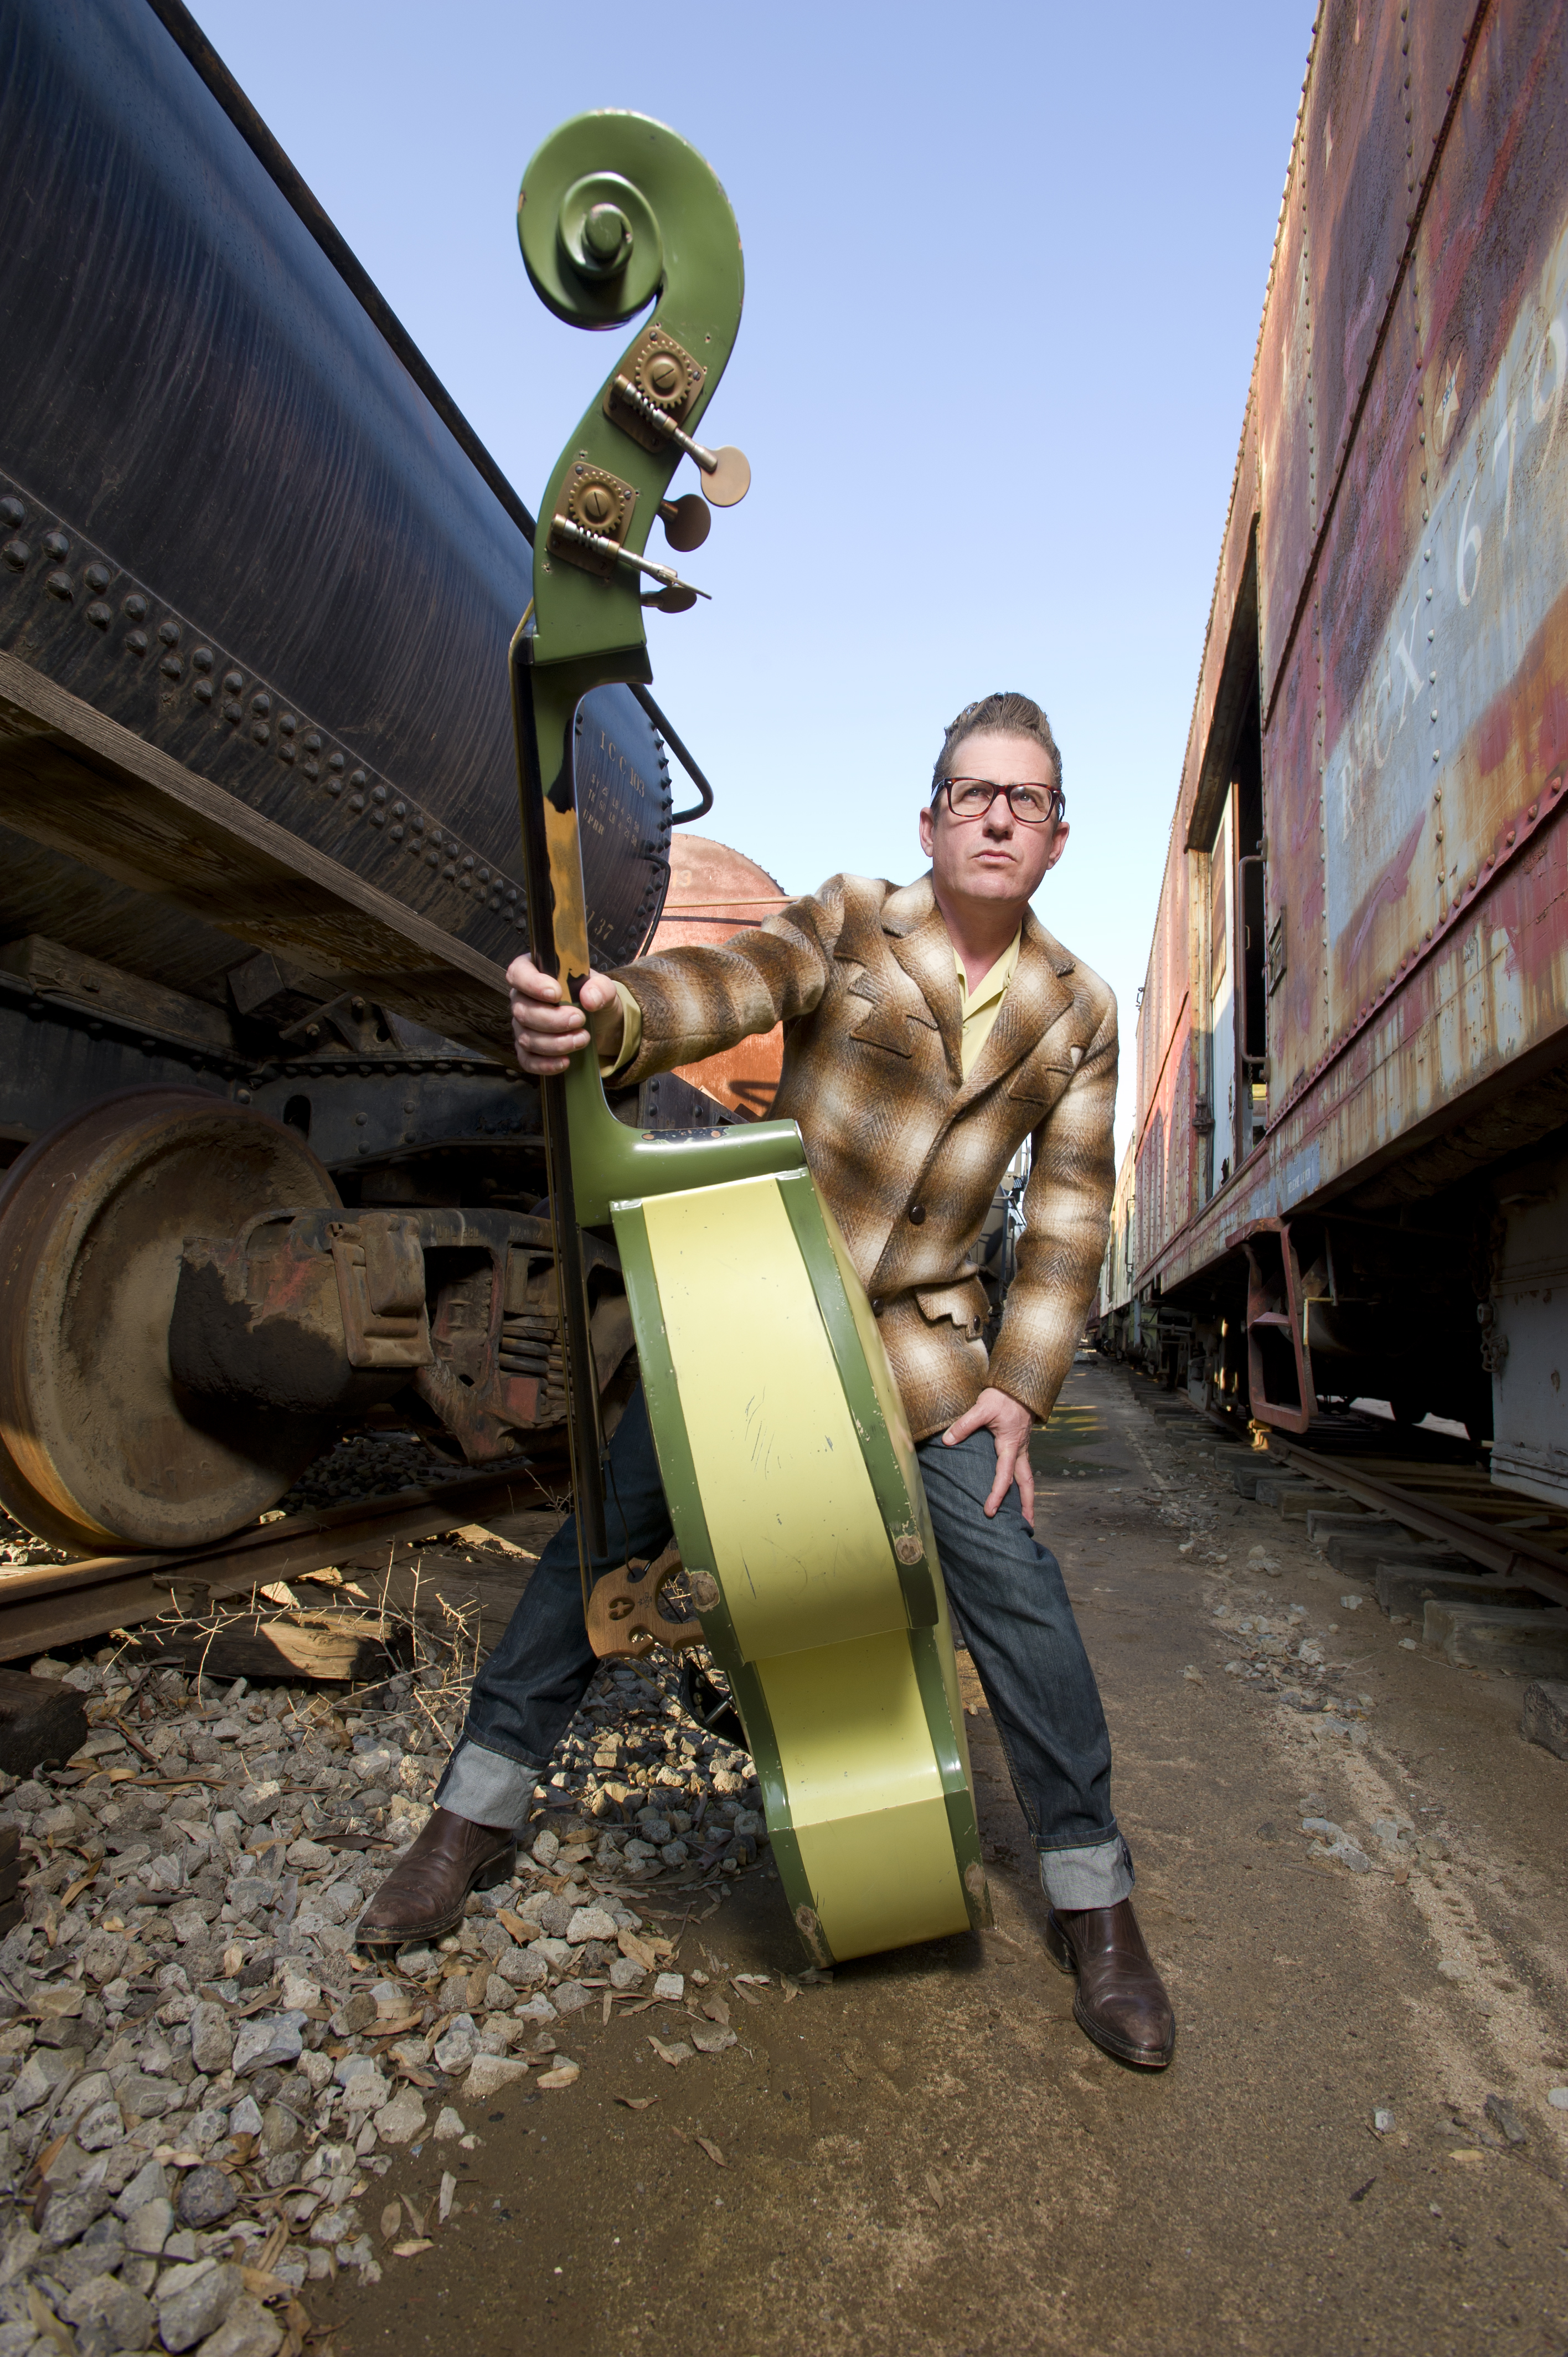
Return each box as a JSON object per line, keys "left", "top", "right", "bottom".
{"left": 907, "top": 1202, "right": 926, "bottom": 1225}
{"left": 870, "top": 1296, "right": 885, "bottom": 1317}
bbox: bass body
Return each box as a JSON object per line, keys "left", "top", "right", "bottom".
{"left": 512, "top": 112, "right": 990, "bottom": 1964}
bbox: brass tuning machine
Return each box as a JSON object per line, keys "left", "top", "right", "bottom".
{"left": 548, "top": 459, "right": 710, "bottom": 608}
{"left": 605, "top": 324, "right": 751, "bottom": 508}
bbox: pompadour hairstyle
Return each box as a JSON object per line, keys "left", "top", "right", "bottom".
{"left": 931, "top": 691, "right": 1064, "bottom": 811}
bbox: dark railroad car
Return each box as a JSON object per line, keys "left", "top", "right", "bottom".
{"left": 1120, "top": 0, "right": 1568, "bottom": 1509}
{"left": 0, "top": 0, "right": 725, "bottom": 1551}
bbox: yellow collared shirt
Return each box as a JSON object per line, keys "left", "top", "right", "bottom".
{"left": 956, "top": 929, "right": 1021, "bottom": 1077}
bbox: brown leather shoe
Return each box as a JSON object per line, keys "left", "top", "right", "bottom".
{"left": 1045, "top": 1897, "right": 1176, "bottom": 2068}
{"left": 355, "top": 1807, "right": 516, "bottom": 1949}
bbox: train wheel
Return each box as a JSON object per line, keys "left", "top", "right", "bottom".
{"left": 0, "top": 1089, "right": 342, "bottom": 1553}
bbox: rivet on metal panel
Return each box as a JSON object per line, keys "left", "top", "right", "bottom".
{"left": 279, "top": 714, "right": 296, "bottom": 736}
{"left": 85, "top": 601, "right": 110, "bottom": 628}
{"left": 223, "top": 669, "right": 241, "bottom": 691}
{"left": 223, "top": 701, "right": 242, "bottom": 723}
{"left": 303, "top": 732, "right": 322, "bottom": 753}
{"left": 44, "top": 570, "right": 72, "bottom": 600}
{"left": 349, "top": 770, "right": 367, "bottom": 791}
{"left": 1529, "top": 802, "right": 1538, "bottom": 820}
{"left": 194, "top": 681, "right": 213, "bottom": 704}
{"left": 41, "top": 531, "right": 68, "bottom": 560}
{"left": 348, "top": 791, "right": 365, "bottom": 812}
{"left": 84, "top": 564, "right": 109, "bottom": 593}
{"left": 126, "top": 630, "right": 147, "bottom": 655}
{"left": 329, "top": 752, "right": 345, "bottom": 773}
{"left": 1, "top": 540, "right": 29, "bottom": 571}
{"left": 158, "top": 619, "right": 179, "bottom": 647}
{"left": 160, "top": 655, "right": 182, "bottom": 680}
{"left": 123, "top": 595, "right": 147, "bottom": 620}
{"left": 252, "top": 723, "right": 269, "bottom": 745}
{"left": 192, "top": 648, "right": 213, "bottom": 673}
{"left": 324, "top": 776, "right": 343, "bottom": 797}
{"left": 0, "top": 498, "right": 22, "bottom": 527}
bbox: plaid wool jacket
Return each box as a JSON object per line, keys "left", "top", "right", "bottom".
{"left": 610, "top": 872, "right": 1117, "bottom": 1441}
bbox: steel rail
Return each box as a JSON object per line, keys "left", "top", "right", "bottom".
{"left": 0, "top": 1455, "right": 568, "bottom": 1663}
{"left": 1268, "top": 1439, "right": 1568, "bottom": 1610}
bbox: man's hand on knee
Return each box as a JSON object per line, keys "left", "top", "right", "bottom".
{"left": 941, "top": 1386, "right": 1035, "bottom": 1525}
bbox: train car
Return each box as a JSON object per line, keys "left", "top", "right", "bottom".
{"left": 1126, "top": 0, "right": 1568, "bottom": 1509}
{"left": 0, "top": 0, "right": 746, "bottom": 1553}
{"left": 1095, "top": 1141, "right": 1138, "bottom": 1362}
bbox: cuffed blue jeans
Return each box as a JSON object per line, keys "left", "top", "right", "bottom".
{"left": 438, "top": 1386, "right": 1133, "bottom": 1912}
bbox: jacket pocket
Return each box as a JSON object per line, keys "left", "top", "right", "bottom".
{"left": 914, "top": 1276, "right": 989, "bottom": 1341}
{"left": 1007, "top": 1056, "right": 1075, "bottom": 1111}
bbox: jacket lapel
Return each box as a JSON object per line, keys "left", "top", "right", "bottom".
{"left": 879, "top": 875, "right": 964, "bottom": 1083}
{"left": 955, "top": 910, "right": 1076, "bottom": 1108}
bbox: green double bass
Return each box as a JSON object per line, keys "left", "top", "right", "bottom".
{"left": 510, "top": 113, "right": 991, "bottom": 1965}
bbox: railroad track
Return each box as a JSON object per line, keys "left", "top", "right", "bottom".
{"left": 1263, "top": 1437, "right": 1568, "bottom": 1609}
{"left": 0, "top": 1450, "right": 569, "bottom": 1661}
{"left": 1146, "top": 1378, "right": 1568, "bottom": 1607}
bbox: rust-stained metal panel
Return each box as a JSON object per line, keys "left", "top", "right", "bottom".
{"left": 1302, "top": 0, "right": 1472, "bottom": 506}
{"left": 1133, "top": 816, "right": 1195, "bottom": 1279}
{"left": 1146, "top": 797, "right": 1568, "bottom": 1298}
{"left": 1301, "top": 0, "right": 1409, "bottom": 503}
{"left": 1321, "top": 0, "right": 1568, "bottom": 1066}
{"left": 1262, "top": 616, "right": 1327, "bottom": 1107}
{"left": 1258, "top": 148, "right": 1316, "bottom": 711}
{"left": 1135, "top": 0, "right": 1568, "bottom": 1340}
{"left": 1134, "top": 823, "right": 1189, "bottom": 1158}
{"left": 1261, "top": 1, "right": 1477, "bottom": 722}
{"left": 1136, "top": 1019, "right": 1198, "bottom": 1285}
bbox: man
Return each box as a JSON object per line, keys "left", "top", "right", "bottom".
{"left": 361, "top": 691, "right": 1175, "bottom": 2071}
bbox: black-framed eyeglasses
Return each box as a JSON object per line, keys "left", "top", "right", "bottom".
{"left": 933, "top": 776, "right": 1065, "bottom": 826}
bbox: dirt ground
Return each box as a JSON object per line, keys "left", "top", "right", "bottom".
{"left": 316, "top": 1354, "right": 1568, "bottom": 2357}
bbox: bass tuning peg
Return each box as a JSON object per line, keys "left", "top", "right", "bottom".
{"left": 659, "top": 495, "right": 711, "bottom": 553}
{"left": 610, "top": 372, "right": 751, "bottom": 507}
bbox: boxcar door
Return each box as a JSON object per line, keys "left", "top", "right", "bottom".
{"left": 1208, "top": 793, "right": 1237, "bottom": 1192}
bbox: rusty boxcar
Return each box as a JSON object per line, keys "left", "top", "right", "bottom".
{"left": 0, "top": 0, "right": 740, "bottom": 1553}
{"left": 1118, "top": 0, "right": 1568, "bottom": 1509}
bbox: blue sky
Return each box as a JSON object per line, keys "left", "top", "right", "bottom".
{"left": 192, "top": 0, "right": 1313, "bottom": 1153}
